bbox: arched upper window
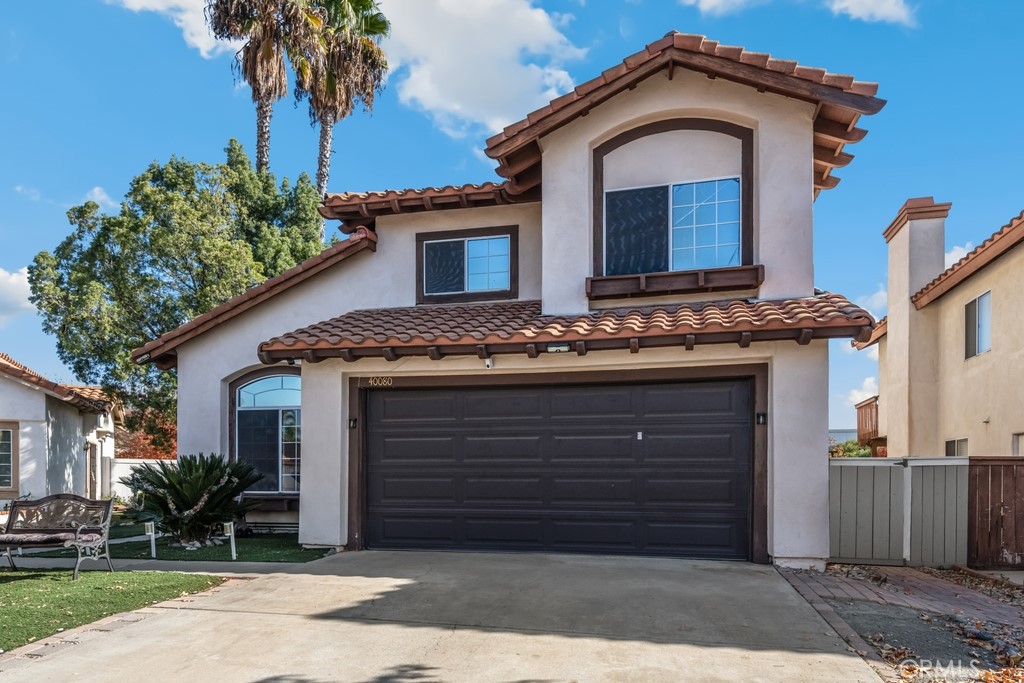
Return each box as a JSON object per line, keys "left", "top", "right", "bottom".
{"left": 233, "top": 373, "right": 301, "bottom": 493}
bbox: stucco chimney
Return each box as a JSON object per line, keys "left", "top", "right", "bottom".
{"left": 883, "top": 197, "right": 951, "bottom": 456}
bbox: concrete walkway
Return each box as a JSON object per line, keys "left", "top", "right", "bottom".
{"left": 0, "top": 551, "right": 879, "bottom": 682}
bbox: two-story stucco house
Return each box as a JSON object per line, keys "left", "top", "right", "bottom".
{"left": 0, "top": 353, "right": 117, "bottom": 507}
{"left": 855, "top": 199, "right": 1024, "bottom": 458}
{"left": 134, "top": 32, "right": 883, "bottom": 568}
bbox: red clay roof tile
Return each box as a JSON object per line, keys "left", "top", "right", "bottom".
{"left": 258, "top": 294, "right": 874, "bottom": 363}
{"left": 0, "top": 353, "right": 108, "bottom": 412}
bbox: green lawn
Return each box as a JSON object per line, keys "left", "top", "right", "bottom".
{"left": 108, "top": 512, "right": 147, "bottom": 539}
{"left": 0, "top": 569, "right": 222, "bottom": 652}
{"left": 34, "top": 533, "right": 329, "bottom": 563}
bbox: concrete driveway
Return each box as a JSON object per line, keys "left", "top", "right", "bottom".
{"left": 0, "top": 551, "right": 879, "bottom": 682}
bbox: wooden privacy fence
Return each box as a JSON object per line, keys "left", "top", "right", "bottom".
{"left": 829, "top": 457, "right": 968, "bottom": 567}
{"left": 968, "top": 458, "right": 1024, "bottom": 569}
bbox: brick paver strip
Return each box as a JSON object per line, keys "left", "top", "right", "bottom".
{"left": 779, "top": 569, "right": 895, "bottom": 682}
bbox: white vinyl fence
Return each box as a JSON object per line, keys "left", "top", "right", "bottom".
{"left": 829, "top": 457, "right": 968, "bottom": 567}
{"left": 109, "top": 458, "right": 175, "bottom": 502}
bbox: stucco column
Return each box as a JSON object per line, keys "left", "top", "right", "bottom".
{"left": 298, "top": 360, "right": 347, "bottom": 546}
{"left": 769, "top": 341, "right": 829, "bottom": 568}
{"left": 883, "top": 197, "right": 950, "bottom": 457}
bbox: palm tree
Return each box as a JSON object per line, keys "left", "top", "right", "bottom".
{"left": 298, "top": 0, "right": 389, "bottom": 206}
{"left": 206, "top": 0, "right": 327, "bottom": 174}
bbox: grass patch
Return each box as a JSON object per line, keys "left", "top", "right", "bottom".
{"left": 34, "top": 533, "right": 329, "bottom": 563}
{"left": 108, "top": 512, "right": 147, "bottom": 540}
{"left": 0, "top": 569, "right": 222, "bottom": 652}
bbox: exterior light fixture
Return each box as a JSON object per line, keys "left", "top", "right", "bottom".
{"left": 546, "top": 343, "right": 571, "bottom": 354}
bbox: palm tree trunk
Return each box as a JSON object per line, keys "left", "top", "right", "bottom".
{"left": 316, "top": 113, "right": 335, "bottom": 242}
{"left": 256, "top": 98, "right": 273, "bottom": 173}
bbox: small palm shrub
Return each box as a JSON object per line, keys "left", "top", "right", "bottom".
{"left": 121, "top": 454, "right": 264, "bottom": 543}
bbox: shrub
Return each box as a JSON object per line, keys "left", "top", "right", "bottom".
{"left": 828, "top": 438, "right": 872, "bottom": 458}
{"left": 121, "top": 454, "right": 263, "bottom": 543}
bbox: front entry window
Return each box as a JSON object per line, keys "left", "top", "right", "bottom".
{"left": 235, "top": 375, "right": 301, "bottom": 492}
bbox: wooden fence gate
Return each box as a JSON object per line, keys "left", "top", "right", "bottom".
{"left": 968, "top": 458, "right": 1024, "bottom": 569}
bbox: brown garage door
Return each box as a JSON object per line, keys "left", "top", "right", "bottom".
{"left": 366, "top": 380, "right": 753, "bottom": 559}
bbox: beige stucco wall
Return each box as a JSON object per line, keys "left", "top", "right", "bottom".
{"left": 933, "top": 251, "right": 1024, "bottom": 455}
{"left": 299, "top": 340, "right": 831, "bottom": 567}
{"left": 603, "top": 130, "right": 742, "bottom": 191}
{"left": 876, "top": 336, "right": 888, "bottom": 439}
{"left": 539, "top": 68, "right": 816, "bottom": 314}
{"left": 176, "top": 203, "right": 542, "bottom": 458}
{"left": 884, "top": 218, "right": 944, "bottom": 457}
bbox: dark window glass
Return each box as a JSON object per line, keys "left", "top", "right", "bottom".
{"left": 945, "top": 440, "right": 956, "bottom": 457}
{"left": 424, "top": 241, "right": 465, "bottom": 294}
{"left": 605, "top": 186, "right": 669, "bottom": 276}
{"left": 965, "top": 298, "right": 978, "bottom": 359}
{"left": 237, "top": 409, "right": 280, "bottom": 491}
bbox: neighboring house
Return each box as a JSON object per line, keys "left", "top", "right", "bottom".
{"left": 134, "top": 32, "right": 884, "bottom": 568}
{"left": 855, "top": 200, "right": 1024, "bottom": 458}
{"left": 0, "top": 353, "right": 118, "bottom": 507}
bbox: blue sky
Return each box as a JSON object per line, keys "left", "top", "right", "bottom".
{"left": 1, "top": 0, "right": 1022, "bottom": 427}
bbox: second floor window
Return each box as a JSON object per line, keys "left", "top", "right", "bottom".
{"left": 604, "top": 177, "right": 741, "bottom": 276}
{"left": 417, "top": 226, "right": 519, "bottom": 304}
{"left": 965, "top": 291, "right": 992, "bottom": 359}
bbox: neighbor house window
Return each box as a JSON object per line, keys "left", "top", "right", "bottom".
{"left": 1013, "top": 433, "right": 1024, "bottom": 456}
{"left": 945, "top": 439, "right": 968, "bottom": 457}
{"left": 965, "top": 291, "right": 992, "bottom": 359}
{"left": 234, "top": 375, "right": 301, "bottom": 493}
{"left": 604, "top": 177, "right": 741, "bottom": 276}
{"left": 416, "top": 226, "right": 519, "bottom": 304}
{"left": 0, "top": 422, "right": 16, "bottom": 493}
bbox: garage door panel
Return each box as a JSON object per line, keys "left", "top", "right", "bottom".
{"left": 641, "top": 382, "right": 747, "bottom": 419}
{"left": 463, "top": 477, "right": 543, "bottom": 503}
{"left": 463, "top": 391, "right": 545, "bottom": 420}
{"left": 366, "top": 381, "right": 753, "bottom": 559}
{"left": 547, "top": 386, "right": 636, "bottom": 418}
{"left": 550, "top": 476, "right": 636, "bottom": 505}
{"left": 642, "top": 428, "right": 752, "bottom": 464}
{"left": 463, "top": 435, "right": 544, "bottom": 462}
{"left": 371, "top": 435, "right": 456, "bottom": 464}
{"left": 375, "top": 476, "right": 456, "bottom": 504}
{"left": 374, "top": 393, "right": 458, "bottom": 422}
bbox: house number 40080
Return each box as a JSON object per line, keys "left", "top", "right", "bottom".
{"left": 368, "top": 377, "right": 393, "bottom": 387}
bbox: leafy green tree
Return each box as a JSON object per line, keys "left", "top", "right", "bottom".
{"left": 28, "top": 141, "right": 322, "bottom": 445}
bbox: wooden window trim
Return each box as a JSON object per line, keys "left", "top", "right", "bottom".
{"left": 227, "top": 367, "right": 301, "bottom": 498}
{"left": 0, "top": 421, "right": 19, "bottom": 497}
{"left": 592, "top": 119, "right": 755, "bottom": 297}
{"left": 587, "top": 264, "right": 765, "bottom": 300}
{"left": 416, "top": 226, "right": 519, "bottom": 305}
{"left": 347, "top": 364, "right": 770, "bottom": 564}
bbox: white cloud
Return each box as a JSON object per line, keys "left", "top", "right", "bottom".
{"left": 679, "top": 0, "right": 915, "bottom": 24}
{"left": 107, "top": 0, "right": 235, "bottom": 59}
{"left": 0, "top": 267, "right": 33, "bottom": 327}
{"left": 846, "top": 376, "right": 878, "bottom": 407}
{"left": 867, "top": 345, "right": 879, "bottom": 361}
{"left": 85, "top": 186, "right": 118, "bottom": 209}
{"left": 678, "top": 0, "right": 761, "bottom": 15}
{"left": 855, "top": 284, "right": 888, "bottom": 318}
{"left": 945, "top": 242, "right": 974, "bottom": 268}
{"left": 13, "top": 184, "right": 41, "bottom": 201}
{"left": 826, "top": 0, "right": 915, "bottom": 26}
{"left": 382, "top": 0, "right": 586, "bottom": 138}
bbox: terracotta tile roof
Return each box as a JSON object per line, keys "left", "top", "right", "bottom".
{"left": 485, "top": 30, "right": 884, "bottom": 199}
{"left": 258, "top": 294, "right": 874, "bottom": 363}
{"left": 133, "top": 228, "right": 378, "bottom": 369}
{"left": 320, "top": 181, "right": 536, "bottom": 233}
{"left": 913, "top": 209, "right": 1024, "bottom": 309}
{"left": 852, "top": 316, "right": 887, "bottom": 350}
{"left": 0, "top": 353, "right": 109, "bottom": 413}
{"left": 320, "top": 31, "right": 884, "bottom": 230}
